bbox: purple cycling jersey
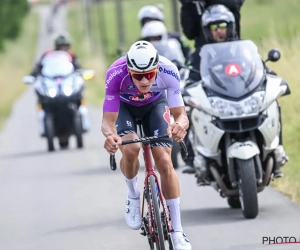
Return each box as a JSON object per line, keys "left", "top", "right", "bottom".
{"left": 103, "top": 55, "right": 184, "bottom": 112}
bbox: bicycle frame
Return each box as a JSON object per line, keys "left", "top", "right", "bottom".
{"left": 136, "top": 121, "right": 173, "bottom": 241}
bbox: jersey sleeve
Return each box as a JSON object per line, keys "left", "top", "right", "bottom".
{"left": 161, "top": 62, "right": 184, "bottom": 108}
{"left": 102, "top": 67, "right": 121, "bottom": 113}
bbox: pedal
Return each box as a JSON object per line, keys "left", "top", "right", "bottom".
{"left": 140, "top": 226, "right": 146, "bottom": 236}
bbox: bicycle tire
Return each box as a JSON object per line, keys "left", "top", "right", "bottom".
{"left": 149, "top": 175, "right": 165, "bottom": 250}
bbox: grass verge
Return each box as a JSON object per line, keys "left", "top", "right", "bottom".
{"left": 258, "top": 34, "right": 300, "bottom": 203}
{"left": 0, "top": 9, "right": 39, "bottom": 129}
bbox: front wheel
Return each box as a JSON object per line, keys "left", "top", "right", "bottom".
{"left": 45, "top": 114, "right": 55, "bottom": 152}
{"left": 149, "top": 175, "right": 165, "bottom": 250}
{"left": 236, "top": 158, "right": 258, "bottom": 219}
{"left": 74, "top": 111, "right": 83, "bottom": 148}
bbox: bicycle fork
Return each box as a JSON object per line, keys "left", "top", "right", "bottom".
{"left": 140, "top": 175, "right": 173, "bottom": 245}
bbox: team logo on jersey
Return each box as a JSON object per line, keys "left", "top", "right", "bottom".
{"left": 127, "top": 84, "right": 135, "bottom": 90}
{"left": 173, "top": 89, "right": 181, "bottom": 95}
{"left": 106, "top": 68, "right": 123, "bottom": 88}
{"left": 120, "top": 92, "right": 160, "bottom": 102}
{"left": 159, "top": 67, "right": 180, "bottom": 82}
{"left": 105, "top": 95, "right": 115, "bottom": 101}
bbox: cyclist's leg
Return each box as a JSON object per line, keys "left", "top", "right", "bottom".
{"left": 116, "top": 102, "right": 142, "bottom": 230}
{"left": 142, "top": 95, "right": 192, "bottom": 249}
{"left": 116, "top": 102, "right": 140, "bottom": 194}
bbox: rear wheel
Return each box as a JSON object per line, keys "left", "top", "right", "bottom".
{"left": 149, "top": 175, "right": 165, "bottom": 250}
{"left": 45, "top": 114, "right": 55, "bottom": 152}
{"left": 74, "top": 111, "right": 83, "bottom": 148}
{"left": 236, "top": 158, "right": 258, "bottom": 219}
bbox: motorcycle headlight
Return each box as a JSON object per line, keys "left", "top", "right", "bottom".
{"left": 208, "top": 91, "right": 265, "bottom": 118}
{"left": 63, "top": 86, "right": 73, "bottom": 96}
{"left": 46, "top": 88, "right": 57, "bottom": 98}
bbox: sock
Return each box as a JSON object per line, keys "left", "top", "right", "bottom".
{"left": 166, "top": 197, "right": 183, "bottom": 233}
{"left": 125, "top": 175, "right": 140, "bottom": 199}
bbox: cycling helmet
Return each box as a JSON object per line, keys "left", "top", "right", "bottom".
{"left": 137, "top": 5, "right": 164, "bottom": 27}
{"left": 53, "top": 32, "right": 72, "bottom": 50}
{"left": 126, "top": 41, "right": 159, "bottom": 72}
{"left": 201, "top": 4, "right": 236, "bottom": 43}
{"left": 141, "top": 21, "right": 168, "bottom": 42}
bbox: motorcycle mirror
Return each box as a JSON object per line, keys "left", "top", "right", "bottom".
{"left": 265, "top": 49, "right": 281, "bottom": 62}
{"left": 82, "top": 69, "right": 95, "bottom": 81}
{"left": 22, "top": 75, "right": 35, "bottom": 85}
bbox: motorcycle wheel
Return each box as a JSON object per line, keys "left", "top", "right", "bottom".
{"left": 171, "top": 141, "right": 180, "bottom": 169}
{"left": 74, "top": 111, "right": 83, "bottom": 148}
{"left": 227, "top": 196, "right": 241, "bottom": 209}
{"left": 236, "top": 158, "right": 258, "bottom": 219}
{"left": 59, "top": 137, "right": 69, "bottom": 149}
{"left": 45, "top": 114, "right": 55, "bottom": 152}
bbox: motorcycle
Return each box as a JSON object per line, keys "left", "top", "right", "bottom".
{"left": 23, "top": 50, "right": 95, "bottom": 152}
{"left": 152, "top": 39, "right": 190, "bottom": 169}
{"left": 181, "top": 40, "right": 290, "bottom": 219}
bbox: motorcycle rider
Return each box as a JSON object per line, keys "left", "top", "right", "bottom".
{"left": 30, "top": 32, "right": 81, "bottom": 78}
{"left": 137, "top": 5, "right": 191, "bottom": 63}
{"left": 178, "top": 0, "right": 244, "bottom": 66}
{"left": 181, "top": 4, "right": 288, "bottom": 179}
{"left": 102, "top": 40, "right": 192, "bottom": 250}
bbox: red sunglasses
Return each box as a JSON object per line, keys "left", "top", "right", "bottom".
{"left": 129, "top": 68, "right": 158, "bottom": 81}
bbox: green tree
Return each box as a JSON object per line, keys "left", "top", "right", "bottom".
{"left": 0, "top": 0, "right": 29, "bottom": 50}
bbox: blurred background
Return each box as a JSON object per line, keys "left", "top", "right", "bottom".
{"left": 0, "top": 0, "right": 299, "bottom": 208}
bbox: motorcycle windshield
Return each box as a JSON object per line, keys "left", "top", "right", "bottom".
{"left": 153, "top": 39, "right": 185, "bottom": 65}
{"left": 41, "top": 51, "right": 74, "bottom": 78}
{"left": 200, "top": 40, "right": 265, "bottom": 99}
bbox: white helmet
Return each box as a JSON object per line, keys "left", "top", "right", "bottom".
{"left": 141, "top": 21, "right": 168, "bottom": 42}
{"left": 137, "top": 5, "right": 164, "bottom": 26}
{"left": 126, "top": 41, "right": 159, "bottom": 72}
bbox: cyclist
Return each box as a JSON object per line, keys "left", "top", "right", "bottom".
{"left": 101, "top": 41, "right": 192, "bottom": 250}
{"left": 137, "top": 5, "right": 191, "bottom": 63}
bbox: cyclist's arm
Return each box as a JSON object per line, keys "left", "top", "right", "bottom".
{"left": 170, "top": 106, "right": 189, "bottom": 130}
{"left": 101, "top": 112, "right": 118, "bottom": 138}
{"left": 164, "top": 63, "right": 189, "bottom": 130}
{"left": 101, "top": 67, "right": 122, "bottom": 137}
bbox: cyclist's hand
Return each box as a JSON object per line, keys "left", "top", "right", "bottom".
{"left": 104, "top": 134, "right": 122, "bottom": 155}
{"left": 167, "top": 122, "right": 187, "bottom": 142}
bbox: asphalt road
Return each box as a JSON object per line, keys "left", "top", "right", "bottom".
{"left": 0, "top": 3, "right": 300, "bottom": 250}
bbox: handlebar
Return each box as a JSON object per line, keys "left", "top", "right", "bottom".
{"left": 109, "top": 134, "right": 188, "bottom": 171}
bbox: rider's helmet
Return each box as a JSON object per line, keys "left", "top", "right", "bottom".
{"left": 53, "top": 32, "right": 72, "bottom": 50}
{"left": 201, "top": 4, "right": 236, "bottom": 43}
{"left": 126, "top": 41, "right": 159, "bottom": 72}
{"left": 137, "top": 5, "right": 164, "bottom": 27}
{"left": 141, "top": 21, "right": 168, "bottom": 43}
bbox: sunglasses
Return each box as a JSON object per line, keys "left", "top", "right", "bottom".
{"left": 209, "top": 22, "right": 227, "bottom": 31}
{"left": 144, "top": 36, "right": 162, "bottom": 42}
{"left": 129, "top": 68, "right": 158, "bottom": 81}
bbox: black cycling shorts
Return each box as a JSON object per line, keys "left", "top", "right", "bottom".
{"left": 116, "top": 93, "right": 173, "bottom": 148}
